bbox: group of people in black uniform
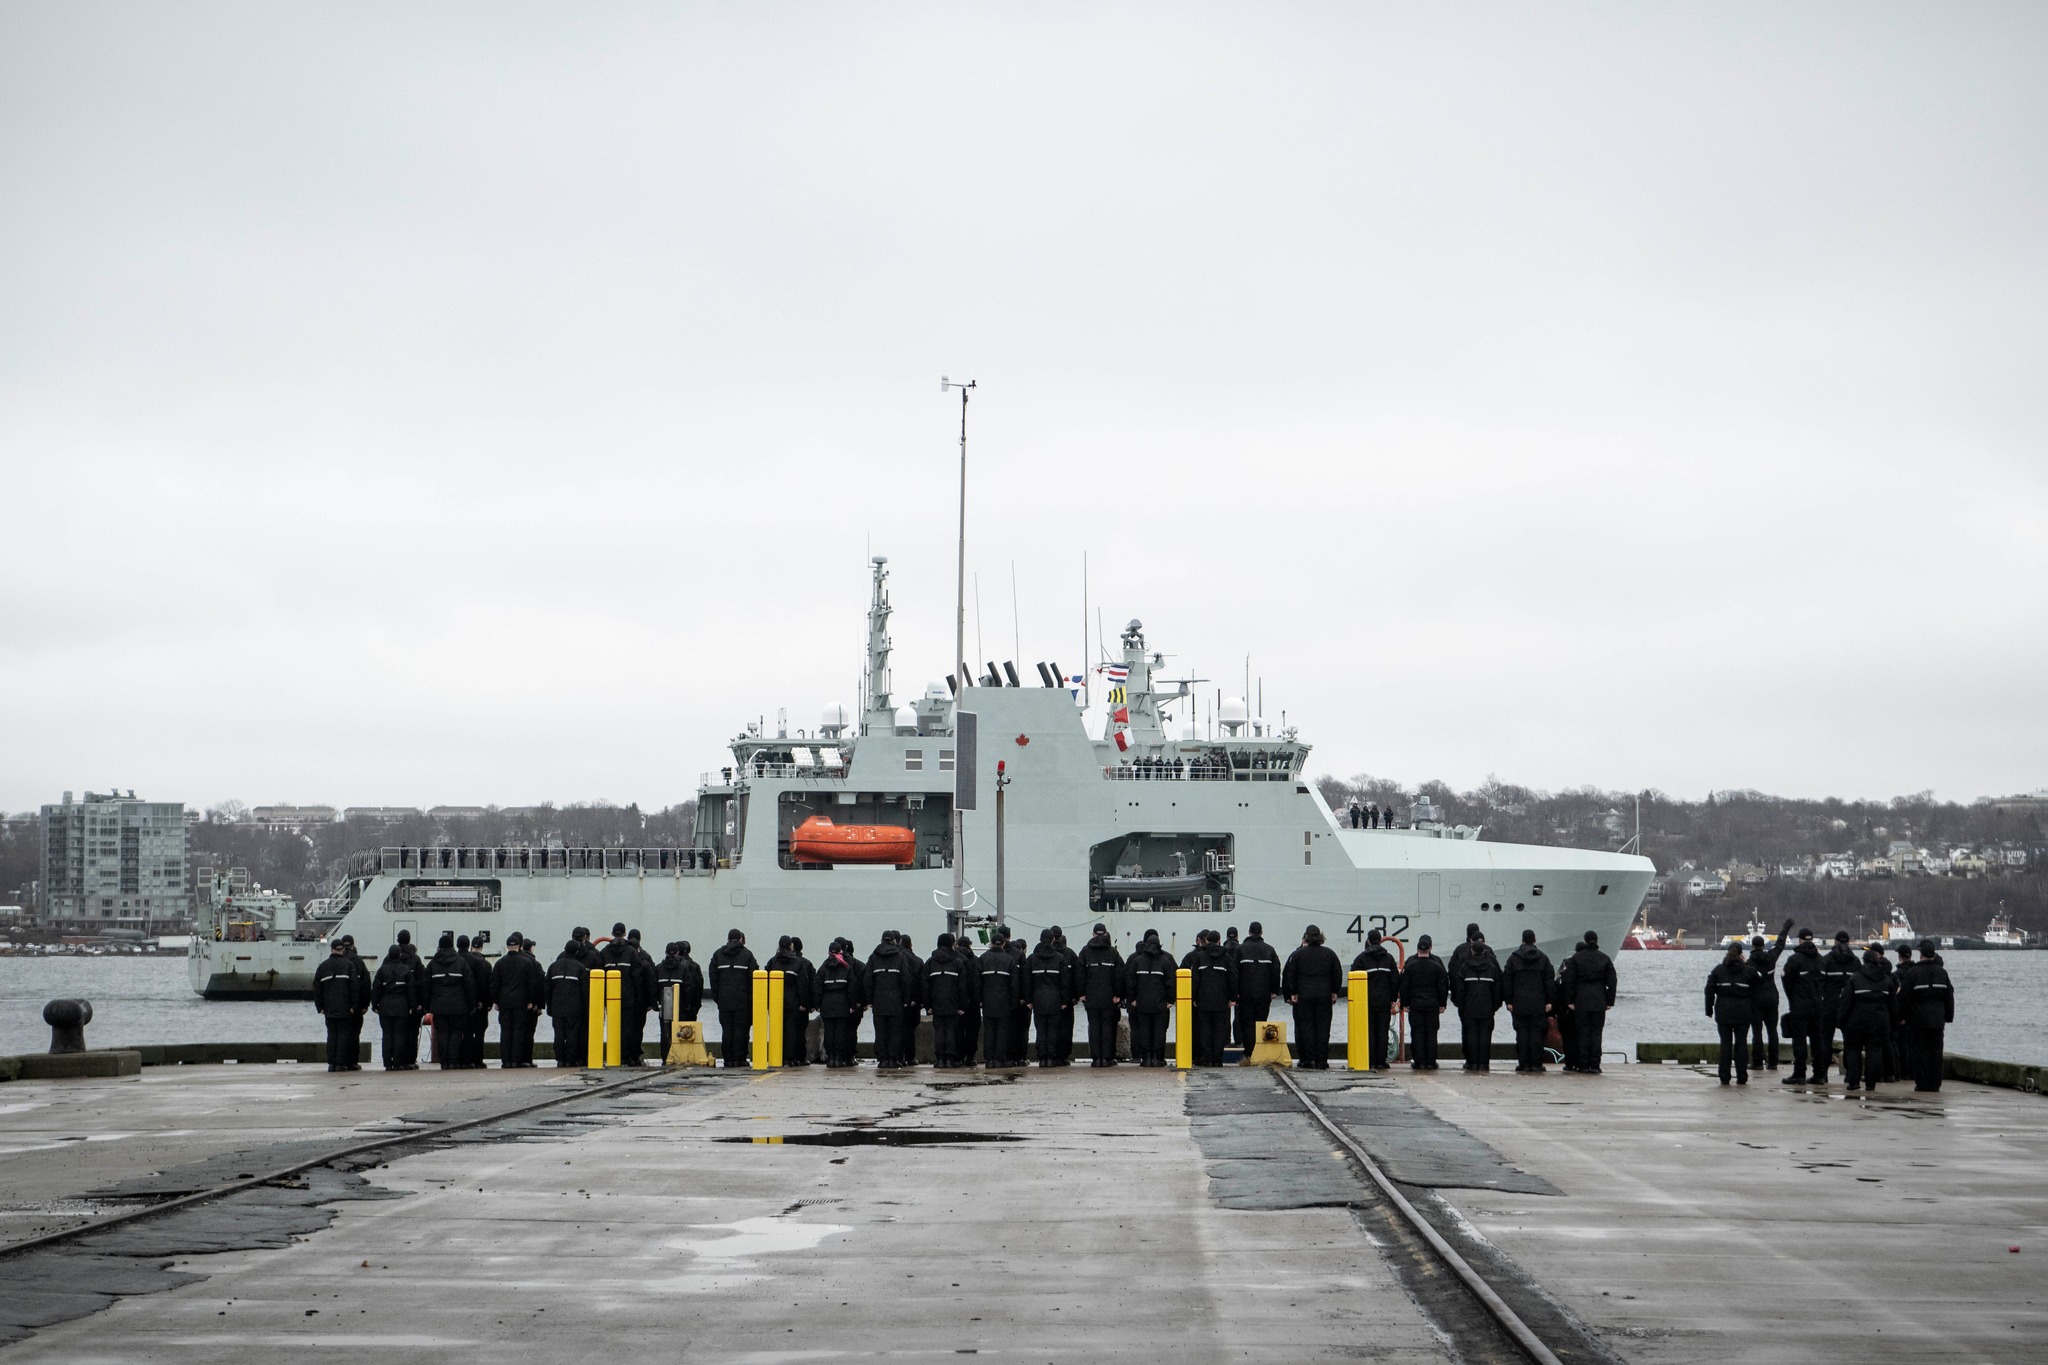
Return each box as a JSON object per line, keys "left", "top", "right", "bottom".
{"left": 1384, "top": 924, "right": 1619, "bottom": 1074}
{"left": 317, "top": 914, "right": 1955, "bottom": 1086}
{"left": 1704, "top": 920, "right": 1955, "bottom": 1091}
{"left": 311, "top": 927, "right": 549, "bottom": 1071}
{"left": 1343, "top": 801, "right": 1401, "bottom": 829}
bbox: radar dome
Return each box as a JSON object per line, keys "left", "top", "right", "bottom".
{"left": 894, "top": 705, "right": 919, "bottom": 735}
{"left": 1219, "top": 696, "right": 1249, "bottom": 736}
{"left": 924, "top": 681, "right": 949, "bottom": 702}
{"left": 820, "top": 703, "right": 849, "bottom": 735}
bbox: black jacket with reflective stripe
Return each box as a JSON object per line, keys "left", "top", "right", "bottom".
{"left": 1121, "top": 945, "right": 1176, "bottom": 1013}
{"left": 708, "top": 943, "right": 760, "bottom": 1011}
{"left": 1235, "top": 937, "right": 1282, "bottom": 1000}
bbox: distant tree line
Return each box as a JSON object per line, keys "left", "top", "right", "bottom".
{"left": 1313, "top": 776, "right": 2047, "bottom": 939}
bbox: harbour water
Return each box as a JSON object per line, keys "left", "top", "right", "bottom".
{"left": 4, "top": 949, "right": 2042, "bottom": 1066}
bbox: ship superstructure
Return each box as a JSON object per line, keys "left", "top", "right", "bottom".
{"left": 298, "top": 558, "right": 1654, "bottom": 985}
{"left": 188, "top": 866, "right": 331, "bottom": 999}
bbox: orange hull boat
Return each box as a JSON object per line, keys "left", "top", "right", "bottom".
{"left": 789, "top": 816, "right": 917, "bottom": 867}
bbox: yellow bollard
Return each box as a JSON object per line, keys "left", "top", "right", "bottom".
{"left": 604, "top": 968, "right": 623, "bottom": 1068}
{"left": 586, "top": 965, "right": 606, "bottom": 1068}
{"left": 750, "top": 969, "right": 770, "bottom": 1069}
{"left": 1347, "top": 970, "right": 1370, "bottom": 1070}
{"left": 1174, "top": 967, "right": 1194, "bottom": 1069}
{"left": 766, "top": 970, "right": 785, "bottom": 1067}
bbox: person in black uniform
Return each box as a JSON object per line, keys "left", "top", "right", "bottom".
{"left": 1704, "top": 943, "right": 1759, "bottom": 1085}
{"left": 1006, "top": 932, "right": 1032, "bottom": 1066}
{"left": 1558, "top": 932, "right": 1616, "bottom": 1074}
{"left": 1901, "top": 939, "right": 1954, "bottom": 1091}
{"left": 1748, "top": 920, "right": 1792, "bottom": 1069}
{"left": 424, "top": 933, "right": 475, "bottom": 1069}
{"left": 788, "top": 937, "right": 817, "bottom": 1065}
{"left": 493, "top": 934, "right": 546, "bottom": 1067}
{"left": 372, "top": 939, "right": 423, "bottom": 1069}
{"left": 1233, "top": 922, "right": 1281, "bottom": 1056}
{"left": 458, "top": 934, "right": 493, "bottom": 1069}
{"left": 815, "top": 940, "right": 865, "bottom": 1067}
{"left": 1121, "top": 930, "right": 1175, "bottom": 1066}
{"left": 1053, "top": 927, "right": 1082, "bottom": 1063}
{"left": 955, "top": 934, "right": 982, "bottom": 1064}
{"left": 546, "top": 940, "right": 590, "bottom": 1068}
{"left": 1503, "top": 929, "right": 1553, "bottom": 1074}
{"left": 625, "top": 929, "right": 659, "bottom": 1065}
{"left": 651, "top": 941, "right": 687, "bottom": 1056}
{"left": 1077, "top": 925, "right": 1125, "bottom": 1066}
{"left": 1021, "top": 930, "right": 1066, "bottom": 1067}
{"left": 1349, "top": 928, "right": 1400, "bottom": 1070}
{"left": 312, "top": 941, "right": 363, "bottom": 1072}
{"left": 898, "top": 934, "right": 925, "bottom": 1065}
{"left": 1837, "top": 946, "right": 1894, "bottom": 1093}
{"left": 765, "top": 936, "right": 810, "bottom": 1067}
{"left": 708, "top": 929, "right": 760, "bottom": 1068}
{"left": 393, "top": 929, "right": 426, "bottom": 1068}
{"left": 1779, "top": 928, "right": 1824, "bottom": 1083}
{"left": 1889, "top": 942, "right": 1916, "bottom": 1082}
{"left": 1452, "top": 929, "right": 1503, "bottom": 1071}
{"left": 338, "top": 936, "right": 371, "bottom": 1069}
{"left": 924, "top": 934, "right": 970, "bottom": 1067}
{"left": 1188, "top": 930, "right": 1238, "bottom": 1066}
{"left": 861, "top": 930, "right": 911, "bottom": 1067}
{"left": 1283, "top": 925, "right": 1344, "bottom": 1069}
{"left": 1398, "top": 936, "right": 1450, "bottom": 1069}
{"left": 1812, "top": 930, "right": 1859, "bottom": 1084}
{"left": 599, "top": 925, "right": 638, "bottom": 1064}
{"left": 570, "top": 926, "right": 604, "bottom": 971}
{"left": 974, "top": 930, "right": 1022, "bottom": 1068}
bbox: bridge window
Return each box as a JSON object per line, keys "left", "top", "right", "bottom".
{"left": 905, "top": 749, "right": 924, "bottom": 772}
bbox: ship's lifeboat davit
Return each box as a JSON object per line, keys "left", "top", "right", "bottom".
{"left": 789, "top": 816, "right": 917, "bottom": 868}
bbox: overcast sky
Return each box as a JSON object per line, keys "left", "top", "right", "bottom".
{"left": 3, "top": 2, "right": 2043, "bottom": 815}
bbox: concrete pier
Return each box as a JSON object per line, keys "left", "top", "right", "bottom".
{"left": 0, "top": 1060, "right": 2042, "bottom": 1361}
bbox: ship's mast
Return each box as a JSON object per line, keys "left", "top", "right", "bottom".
{"left": 942, "top": 376, "right": 976, "bottom": 927}
{"left": 864, "top": 555, "right": 893, "bottom": 730}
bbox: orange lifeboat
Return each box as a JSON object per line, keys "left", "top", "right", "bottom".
{"left": 789, "top": 816, "right": 917, "bottom": 868}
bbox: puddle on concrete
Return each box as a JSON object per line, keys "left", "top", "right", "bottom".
{"left": 664, "top": 1215, "right": 852, "bottom": 1258}
{"left": 714, "top": 1130, "right": 1018, "bottom": 1147}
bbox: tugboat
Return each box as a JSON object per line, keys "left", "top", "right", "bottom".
{"left": 1950, "top": 905, "right": 2032, "bottom": 950}
{"left": 274, "top": 557, "right": 1656, "bottom": 994}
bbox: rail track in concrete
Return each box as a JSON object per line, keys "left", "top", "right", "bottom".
{"left": 0, "top": 1065, "right": 699, "bottom": 1262}
{"left": 1272, "top": 1067, "right": 1612, "bottom": 1365}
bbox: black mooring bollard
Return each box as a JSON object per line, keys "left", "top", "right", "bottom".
{"left": 44, "top": 999, "right": 93, "bottom": 1054}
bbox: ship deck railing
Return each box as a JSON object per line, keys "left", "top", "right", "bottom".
{"left": 355, "top": 846, "right": 719, "bottom": 877}
{"left": 1102, "top": 764, "right": 1300, "bottom": 782}
{"left": 743, "top": 761, "right": 851, "bottom": 780}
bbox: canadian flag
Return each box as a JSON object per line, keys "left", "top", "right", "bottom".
{"left": 1112, "top": 705, "right": 1129, "bottom": 725}
{"left": 1113, "top": 728, "right": 1132, "bottom": 752}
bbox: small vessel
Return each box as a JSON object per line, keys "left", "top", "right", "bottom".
{"left": 1950, "top": 905, "right": 2031, "bottom": 950}
{"left": 1719, "top": 910, "right": 1769, "bottom": 951}
{"left": 1871, "top": 900, "right": 1915, "bottom": 944}
{"left": 1622, "top": 911, "right": 1685, "bottom": 950}
{"left": 788, "top": 815, "right": 917, "bottom": 867}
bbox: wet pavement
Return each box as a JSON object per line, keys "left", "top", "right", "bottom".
{"left": 1391, "top": 1062, "right": 2048, "bottom": 1363}
{"left": 0, "top": 1064, "right": 1448, "bottom": 1362}
{"left": 2, "top": 1059, "right": 2042, "bottom": 1361}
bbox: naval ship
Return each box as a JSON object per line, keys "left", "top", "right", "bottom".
{"left": 289, "top": 559, "right": 1653, "bottom": 985}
